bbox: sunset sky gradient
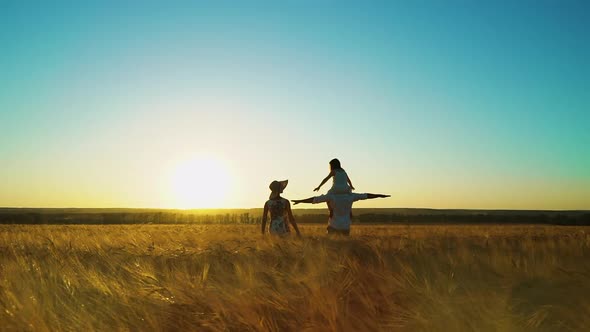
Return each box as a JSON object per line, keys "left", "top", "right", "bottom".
{"left": 1, "top": 1, "right": 588, "bottom": 209}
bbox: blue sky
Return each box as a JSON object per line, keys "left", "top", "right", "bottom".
{"left": 1, "top": 1, "right": 588, "bottom": 209}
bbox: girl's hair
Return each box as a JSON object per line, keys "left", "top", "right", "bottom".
{"left": 329, "top": 158, "right": 343, "bottom": 171}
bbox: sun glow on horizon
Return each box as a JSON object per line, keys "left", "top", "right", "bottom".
{"left": 169, "top": 156, "right": 231, "bottom": 209}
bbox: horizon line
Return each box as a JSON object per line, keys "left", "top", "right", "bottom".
{"left": 1, "top": 207, "right": 589, "bottom": 212}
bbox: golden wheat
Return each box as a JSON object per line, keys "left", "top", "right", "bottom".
{"left": 1, "top": 224, "right": 589, "bottom": 331}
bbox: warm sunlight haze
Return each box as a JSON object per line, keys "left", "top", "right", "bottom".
{"left": 168, "top": 156, "right": 231, "bottom": 209}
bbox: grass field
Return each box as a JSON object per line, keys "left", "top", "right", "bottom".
{"left": 1, "top": 224, "right": 590, "bottom": 331}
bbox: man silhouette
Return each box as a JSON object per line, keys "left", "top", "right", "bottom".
{"left": 292, "top": 192, "right": 390, "bottom": 235}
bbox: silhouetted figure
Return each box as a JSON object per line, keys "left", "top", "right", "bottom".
{"left": 313, "top": 158, "right": 355, "bottom": 219}
{"left": 262, "top": 180, "right": 301, "bottom": 237}
{"left": 292, "top": 192, "right": 390, "bottom": 235}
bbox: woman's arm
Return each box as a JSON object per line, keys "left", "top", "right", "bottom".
{"left": 314, "top": 171, "right": 333, "bottom": 191}
{"left": 286, "top": 200, "right": 301, "bottom": 236}
{"left": 261, "top": 202, "right": 269, "bottom": 235}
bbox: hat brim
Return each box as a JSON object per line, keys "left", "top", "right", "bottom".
{"left": 269, "top": 180, "right": 288, "bottom": 199}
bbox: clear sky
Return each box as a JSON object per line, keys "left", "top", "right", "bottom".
{"left": 1, "top": 1, "right": 588, "bottom": 209}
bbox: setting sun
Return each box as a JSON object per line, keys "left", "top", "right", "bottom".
{"left": 169, "top": 156, "right": 230, "bottom": 209}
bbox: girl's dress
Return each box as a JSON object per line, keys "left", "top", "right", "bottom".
{"left": 265, "top": 198, "right": 290, "bottom": 235}
{"left": 327, "top": 169, "right": 352, "bottom": 194}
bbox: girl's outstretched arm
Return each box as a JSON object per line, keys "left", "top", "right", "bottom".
{"left": 314, "top": 171, "right": 333, "bottom": 191}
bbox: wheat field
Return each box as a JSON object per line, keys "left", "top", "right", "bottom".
{"left": 1, "top": 224, "right": 590, "bottom": 331}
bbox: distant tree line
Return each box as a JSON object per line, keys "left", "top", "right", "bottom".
{"left": 0, "top": 212, "right": 258, "bottom": 225}
{"left": 354, "top": 212, "right": 590, "bottom": 225}
{"left": 0, "top": 211, "right": 589, "bottom": 225}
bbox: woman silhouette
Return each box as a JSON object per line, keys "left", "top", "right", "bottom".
{"left": 261, "top": 180, "right": 301, "bottom": 237}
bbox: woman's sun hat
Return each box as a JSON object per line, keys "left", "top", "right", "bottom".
{"left": 269, "top": 180, "right": 288, "bottom": 199}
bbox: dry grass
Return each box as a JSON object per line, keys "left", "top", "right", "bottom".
{"left": 1, "top": 224, "right": 590, "bottom": 331}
